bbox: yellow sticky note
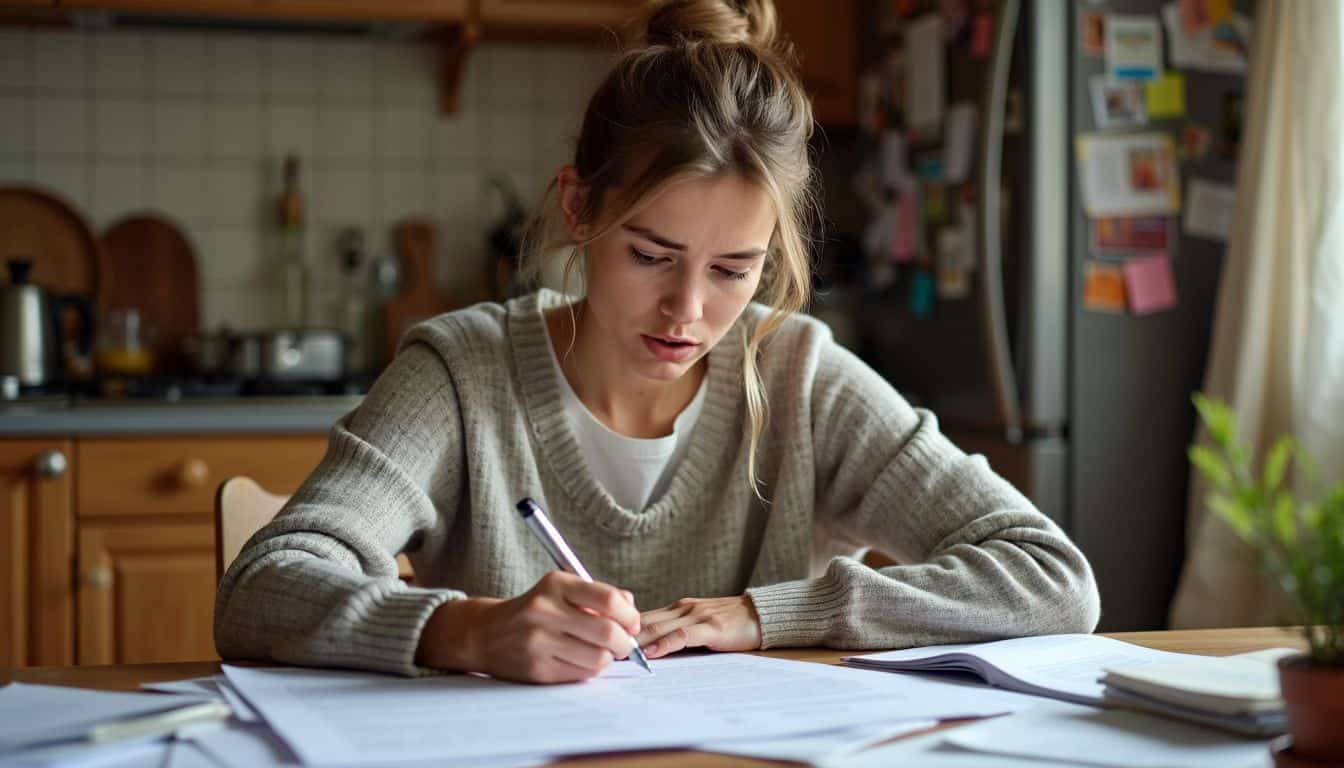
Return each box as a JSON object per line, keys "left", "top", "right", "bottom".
{"left": 1145, "top": 73, "right": 1186, "bottom": 119}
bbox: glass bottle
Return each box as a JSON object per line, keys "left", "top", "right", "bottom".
{"left": 333, "top": 228, "right": 369, "bottom": 373}
{"left": 276, "top": 154, "right": 309, "bottom": 328}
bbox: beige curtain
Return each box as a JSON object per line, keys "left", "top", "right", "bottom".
{"left": 1169, "top": 0, "right": 1344, "bottom": 629}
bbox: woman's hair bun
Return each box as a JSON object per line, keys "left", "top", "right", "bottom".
{"left": 635, "top": 0, "right": 782, "bottom": 53}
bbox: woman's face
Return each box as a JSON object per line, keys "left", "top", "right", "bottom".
{"left": 566, "top": 173, "right": 777, "bottom": 383}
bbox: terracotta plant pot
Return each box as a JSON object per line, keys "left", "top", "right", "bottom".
{"left": 1276, "top": 654, "right": 1344, "bottom": 764}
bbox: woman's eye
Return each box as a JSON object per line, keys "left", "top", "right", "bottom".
{"left": 716, "top": 266, "right": 750, "bottom": 281}
{"left": 630, "top": 248, "right": 662, "bottom": 266}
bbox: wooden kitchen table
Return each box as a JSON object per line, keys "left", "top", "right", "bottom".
{"left": 1, "top": 627, "right": 1307, "bottom": 767}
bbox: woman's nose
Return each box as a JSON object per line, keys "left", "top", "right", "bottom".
{"left": 660, "top": 276, "right": 704, "bottom": 325}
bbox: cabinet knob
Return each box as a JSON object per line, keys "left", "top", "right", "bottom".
{"left": 87, "top": 566, "right": 112, "bottom": 589}
{"left": 34, "top": 449, "right": 67, "bottom": 478}
{"left": 177, "top": 458, "right": 210, "bottom": 488}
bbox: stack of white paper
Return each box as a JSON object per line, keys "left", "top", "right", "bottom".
{"left": 220, "top": 653, "right": 1039, "bottom": 766}
{"left": 0, "top": 683, "right": 216, "bottom": 767}
{"left": 844, "top": 633, "right": 1201, "bottom": 705}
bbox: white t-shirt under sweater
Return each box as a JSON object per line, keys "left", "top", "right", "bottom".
{"left": 543, "top": 322, "right": 707, "bottom": 511}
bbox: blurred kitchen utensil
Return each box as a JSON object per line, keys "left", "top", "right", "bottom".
{"left": 0, "top": 258, "right": 95, "bottom": 387}
{"left": 183, "top": 327, "right": 234, "bottom": 377}
{"left": 0, "top": 185, "right": 100, "bottom": 297}
{"left": 0, "top": 185, "right": 101, "bottom": 382}
{"left": 258, "top": 329, "right": 346, "bottom": 381}
{"left": 381, "top": 219, "right": 453, "bottom": 364}
{"left": 98, "top": 214, "right": 201, "bottom": 373}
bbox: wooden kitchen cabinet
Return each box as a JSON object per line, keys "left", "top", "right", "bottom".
{"left": 0, "top": 439, "right": 74, "bottom": 668}
{"left": 1, "top": 433, "right": 327, "bottom": 667}
{"left": 77, "top": 522, "right": 216, "bottom": 665}
{"left": 479, "top": 0, "right": 860, "bottom": 126}
{"left": 478, "top": 0, "right": 640, "bottom": 36}
{"left": 54, "top": 0, "right": 468, "bottom": 21}
{"left": 71, "top": 434, "right": 327, "bottom": 665}
{"left": 75, "top": 435, "right": 328, "bottom": 521}
{"left": 775, "top": 0, "right": 859, "bottom": 127}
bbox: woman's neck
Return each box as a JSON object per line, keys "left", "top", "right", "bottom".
{"left": 545, "top": 302, "right": 704, "bottom": 439}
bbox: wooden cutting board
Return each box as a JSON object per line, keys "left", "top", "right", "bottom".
{"left": 382, "top": 218, "right": 454, "bottom": 364}
{"left": 98, "top": 214, "right": 201, "bottom": 373}
{"left": 0, "top": 185, "right": 100, "bottom": 296}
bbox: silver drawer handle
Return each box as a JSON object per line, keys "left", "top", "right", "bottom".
{"left": 35, "top": 449, "right": 67, "bottom": 478}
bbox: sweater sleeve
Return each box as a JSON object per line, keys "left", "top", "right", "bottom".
{"left": 745, "top": 338, "right": 1101, "bottom": 650}
{"left": 213, "top": 341, "right": 467, "bottom": 676}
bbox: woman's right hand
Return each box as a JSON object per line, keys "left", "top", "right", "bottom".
{"left": 415, "top": 571, "right": 641, "bottom": 684}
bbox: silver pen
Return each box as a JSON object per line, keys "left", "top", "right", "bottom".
{"left": 516, "top": 497, "right": 653, "bottom": 675}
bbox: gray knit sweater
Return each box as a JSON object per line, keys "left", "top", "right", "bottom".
{"left": 214, "top": 290, "right": 1100, "bottom": 676}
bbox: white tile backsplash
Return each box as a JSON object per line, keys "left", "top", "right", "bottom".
{"left": 479, "top": 109, "right": 532, "bottom": 165}
{"left": 91, "top": 160, "right": 148, "bottom": 228}
{"left": 31, "top": 97, "right": 90, "bottom": 156}
{"left": 30, "top": 32, "right": 88, "bottom": 94}
{"left": 431, "top": 170, "right": 484, "bottom": 224}
{"left": 315, "top": 105, "right": 372, "bottom": 161}
{"left": 93, "top": 33, "right": 149, "bottom": 97}
{"left": 0, "top": 96, "right": 27, "bottom": 157}
{"left": 318, "top": 39, "right": 374, "bottom": 107}
{"left": 376, "top": 107, "right": 433, "bottom": 163}
{"left": 19, "top": 28, "right": 603, "bottom": 327}
{"left": 148, "top": 162, "right": 205, "bottom": 224}
{"left": 266, "top": 104, "right": 314, "bottom": 158}
{"left": 375, "top": 43, "right": 436, "bottom": 110}
{"left": 313, "top": 166, "right": 372, "bottom": 224}
{"left": 0, "top": 156, "right": 31, "bottom": 183}
{"left": 209, "top": 101, "right": 263, "bottom": 160}
{"left": 151, "top": 101, "right": 206, "bottom": 160}
{"left": 377, "top": 168, "right": 429, "bottom": 223}
{"left": 151, "top": 34, "right": 209, "bottom": 98}
{"left": 199, "top": 225, "right": 266, "bottom": 288}
{"left": 267, "top": 36, "right": 316, "bottom": 102}
{"left": 30, "top": 158, "right": 89, "bottom": 208}
{"left": 204, "top": 163, "right": 265, "bottom": 225}
{"left": 209, "top": 35, "right": 265, "bottom": 99}
{"left": 0, "top": 32, "right": 30, "bottom": 92}
{"left": 93, "top": 99, "right": 150, "bottom": 159}
{"left": 430, "top": 113, "right": 479, "bottom": 163}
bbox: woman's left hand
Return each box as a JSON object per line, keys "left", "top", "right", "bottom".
{"left": 635, "top": 596, "right": 763, "bottom": 659}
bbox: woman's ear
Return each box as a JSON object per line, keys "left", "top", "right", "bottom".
{"left": 556, "top": 166, "right": 592, "bottom": 241}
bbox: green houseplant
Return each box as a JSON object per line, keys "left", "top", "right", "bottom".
{"left": 1189, "top": 394, "right": 1344, "bottom": 764}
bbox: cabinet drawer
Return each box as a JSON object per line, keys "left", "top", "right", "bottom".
{"left": 76, "top": 436, "right": 328, "bottom": 519}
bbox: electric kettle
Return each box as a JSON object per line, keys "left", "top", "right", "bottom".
{"left": 0, "top": 259, "right": 95, "bottom": 387}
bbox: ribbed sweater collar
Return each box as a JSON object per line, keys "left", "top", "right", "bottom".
{"left": 508, "top": 289, "right": 745, "bottom": 537}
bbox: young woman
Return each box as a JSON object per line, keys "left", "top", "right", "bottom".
{"left": 215, "top": 0, "right": 1099, "bottom": 684}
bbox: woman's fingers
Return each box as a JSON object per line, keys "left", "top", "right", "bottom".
{"left": 548, "top": 574, "right": 641, "bottom": 635}
{"left": 635, "top": 596, "right": 764, "bottom": 659}
{"left": 558, "top": 606, "right": 634, "bottom": 659}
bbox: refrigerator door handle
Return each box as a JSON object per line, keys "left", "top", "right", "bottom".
{"left": 978, "top": 0, "right": 1024, "bottom": 443}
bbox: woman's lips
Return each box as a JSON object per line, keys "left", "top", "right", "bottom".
{"left": 642, "top": 334, "right": 701, "bottom": 362}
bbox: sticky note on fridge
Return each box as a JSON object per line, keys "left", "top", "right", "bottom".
{"left": 893, "top": 180, "right": 919, "bottom": 263}
{"left": 910, "top": 270, "right": 936, "bottom": 317}
{"left": 1123, "top": 253, "right": 1178, "bottom": 315}
{"left": 1145, "top": 73, "right": 1186, "bottom": 118}
{"left": 924, "top": 184, "right": 947, "bottom": 224}
{"left": 1083, "top": 262, "right": 1127, "bottom": 313}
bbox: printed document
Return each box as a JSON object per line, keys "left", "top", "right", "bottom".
{"left": 224, "top": 653, "right": 1038, "bottom": 765}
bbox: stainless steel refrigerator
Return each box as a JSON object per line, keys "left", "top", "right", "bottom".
{"left": 857, "top": 0, "right": 1249, "bottom": 631}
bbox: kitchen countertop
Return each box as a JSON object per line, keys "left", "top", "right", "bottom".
{"left": 0, "top": 396, "right": 363, "bottom": 436}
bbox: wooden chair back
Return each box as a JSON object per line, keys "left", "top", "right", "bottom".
{"left": 214, "top": 476, "right": 415, "bottom": 583}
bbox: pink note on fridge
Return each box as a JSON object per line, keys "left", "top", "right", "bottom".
{"left": 1123, "top": 253, "right": 1178, "bottom": 315}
